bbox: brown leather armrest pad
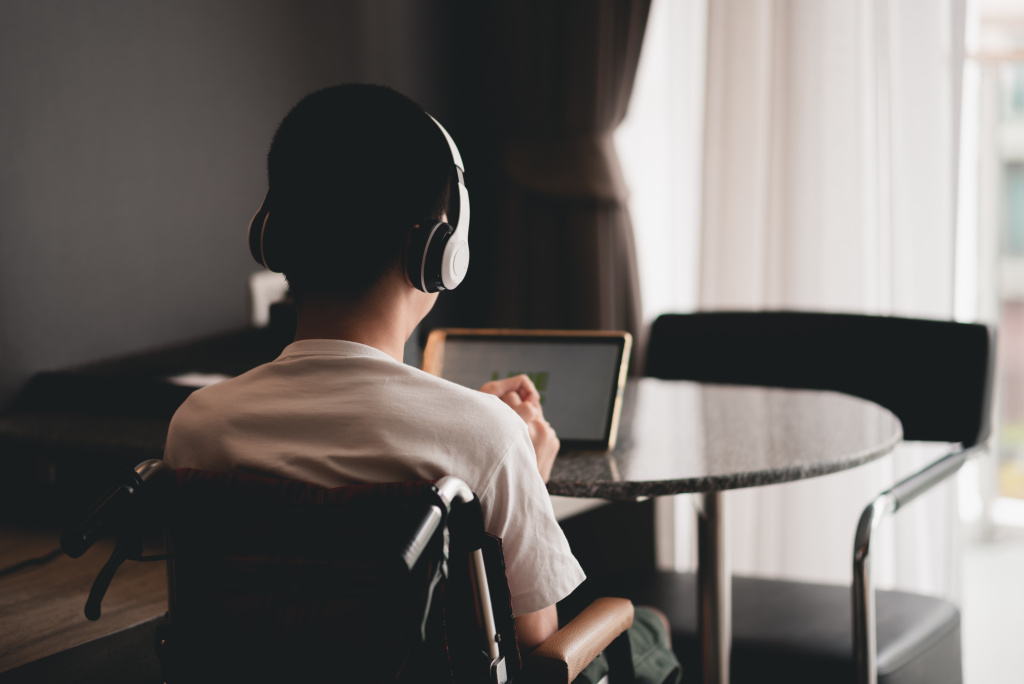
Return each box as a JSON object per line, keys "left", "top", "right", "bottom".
{"left": 525, "top": 597, "right": 634, "bottom": 683}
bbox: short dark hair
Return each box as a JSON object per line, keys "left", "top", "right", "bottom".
{"left": 266, "top": 84, "right": 451, "bottom": 298}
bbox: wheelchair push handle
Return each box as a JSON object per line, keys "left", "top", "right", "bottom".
{"left": 60, "top": 459, "right": 172, "bottom": 558}
{"left": 402, "top": 505, "right": 444, "bottom": 571}
{"left": 400, "top": 476, "right": 484, "bottom": 571}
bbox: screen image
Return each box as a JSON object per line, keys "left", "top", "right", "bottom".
{"left": 439, "top": 338, "right": 623, "bottom": 443}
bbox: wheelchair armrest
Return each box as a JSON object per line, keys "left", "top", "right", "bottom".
{"left": 524, "top": 597, "right": 634, "bottom": 683}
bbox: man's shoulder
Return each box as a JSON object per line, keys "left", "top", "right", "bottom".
{"left": 395, "top": 367, "right": 528, "bottom": 437}
{"left": 169, "top": 362, "right": 270, "bottom": 411}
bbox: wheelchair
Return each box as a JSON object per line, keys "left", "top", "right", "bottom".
{"left": 63, "top": 460, "right": 639, "bottom": 683}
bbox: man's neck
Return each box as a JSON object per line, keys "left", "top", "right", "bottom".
{"left": 292, "top": 281, "right": 417, "bottom": 363}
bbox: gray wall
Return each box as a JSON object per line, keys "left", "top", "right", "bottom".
{"left": 0, "top": 0, "right": 455, "bottom": 407}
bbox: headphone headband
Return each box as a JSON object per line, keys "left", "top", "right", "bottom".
{"left": 426, "top": 114, "right": 470, "bottom": 259}
{"left": 428, "top": 114, "right": 464, "bottom": 171}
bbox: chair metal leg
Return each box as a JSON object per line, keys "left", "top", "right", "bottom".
{"left": 852, "top": 446, "right": 974, "bottom": 684}
{"left": 853, "top": 493, "right": 895, "bottom": 684}
{"left": 697, "top": 491, "right": 730, "bottom": 684}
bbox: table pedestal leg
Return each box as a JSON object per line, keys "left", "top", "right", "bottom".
{"left": 697, "top": 491, "right": 730, "bottom": 684}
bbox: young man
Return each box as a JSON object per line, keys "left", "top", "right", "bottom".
{"left": 165, "top": 86, "right": 680, "bottom": 683}
{"left": 164, "top": 84, "right": 581, "bottom": 650}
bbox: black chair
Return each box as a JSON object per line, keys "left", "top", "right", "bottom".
{"left": 611, "top": 311, "right": 994, "bottom": 684}
{"left": 62, "top": 461, "right": 639, "bottom": 683}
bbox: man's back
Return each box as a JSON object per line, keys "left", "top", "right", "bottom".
{"left": 164, "top": 338, "right": 585, "bottom": 617}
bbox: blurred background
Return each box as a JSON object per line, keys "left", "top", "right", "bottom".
{"left": 1, "top": 0, "right": 1022, "bottom": 681}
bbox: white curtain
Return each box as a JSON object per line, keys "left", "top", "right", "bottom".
{"left": 615, "top": 0, "right": 707, "bottom": 328}
{"left": 618, "top": 0, "right": 971, "bottom": 597}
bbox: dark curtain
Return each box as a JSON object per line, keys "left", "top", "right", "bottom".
{"left": 470, "top": 0, "right": 651, "bottom": 352}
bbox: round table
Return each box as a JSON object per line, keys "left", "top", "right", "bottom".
{"left": 548, "top": 378, "right": 903, "bottom": 684}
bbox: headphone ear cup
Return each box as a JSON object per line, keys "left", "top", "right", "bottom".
{"left": 406, "top": 222, "right": 432, "bottom": 292}
{"left": 251, "top": 213, "right": 289, "bottom": 273}
{"left": 407, "top": 221, "right": 454, "bottom": 293}
{"left": 250, "top": 213, "right": 280, "bottom": 271}
{"left": 248, "top": 190, "right": 285, "bottom": 272}
{"left": 259, "top": 215, "right": 288, "bottom": 273}
{"left": 248, "top": 212, "right": 265, "bottom": 266}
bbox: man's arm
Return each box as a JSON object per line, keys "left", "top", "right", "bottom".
{"left": 478, "top": 374, "right": 564, "bottom": 648}
{"left": 515, "top": 604, "right": 561, "bottom": 653}
{"left": 478, "top": 374, "right": 560, "bottom": 481}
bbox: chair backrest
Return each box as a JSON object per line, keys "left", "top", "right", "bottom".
{"left": 160, "top": 468, "right": 520, "bottom": 683}
{"left": 645, "top": 312, "right": 995, "bottom": 446}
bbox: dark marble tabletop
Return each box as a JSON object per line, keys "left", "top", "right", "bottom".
{"left": 548, "top": 378, "right": 903, "bottom": 500}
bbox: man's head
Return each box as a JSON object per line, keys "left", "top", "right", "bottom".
{"left": 262, "top": 84, "right": 453, "bottom": 300}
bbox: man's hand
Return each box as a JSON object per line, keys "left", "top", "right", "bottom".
{"left": 479, "top": 375, "right": 560, "bottom": 482}
{"left": 479, "top": 374, "right": 542, "bottom": 407}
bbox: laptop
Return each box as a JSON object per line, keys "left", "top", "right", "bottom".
{"left": 422, "top": 329, "right": 632, "bottom": 451}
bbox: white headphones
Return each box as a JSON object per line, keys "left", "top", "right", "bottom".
{"left": 247, "top": 113, "right": 470, "bottom": 294}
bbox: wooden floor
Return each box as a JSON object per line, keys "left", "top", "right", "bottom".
{"left": 0, "top": 524, "right": 166, "bottom": 682}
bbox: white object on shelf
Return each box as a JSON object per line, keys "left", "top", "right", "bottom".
{"left": 249, "top": 271, "right": 289, "bottom": 327}
{"left": 166, "top": 372, "right": 232, "bottom": 388}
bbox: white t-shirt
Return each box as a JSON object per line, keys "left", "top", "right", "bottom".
{"left": 163, "top": 338, "right": 585, "bottom": 616}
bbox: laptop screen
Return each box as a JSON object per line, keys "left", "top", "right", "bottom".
{"left": 424, "top": 331, "right": 631, "bottom": 451}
